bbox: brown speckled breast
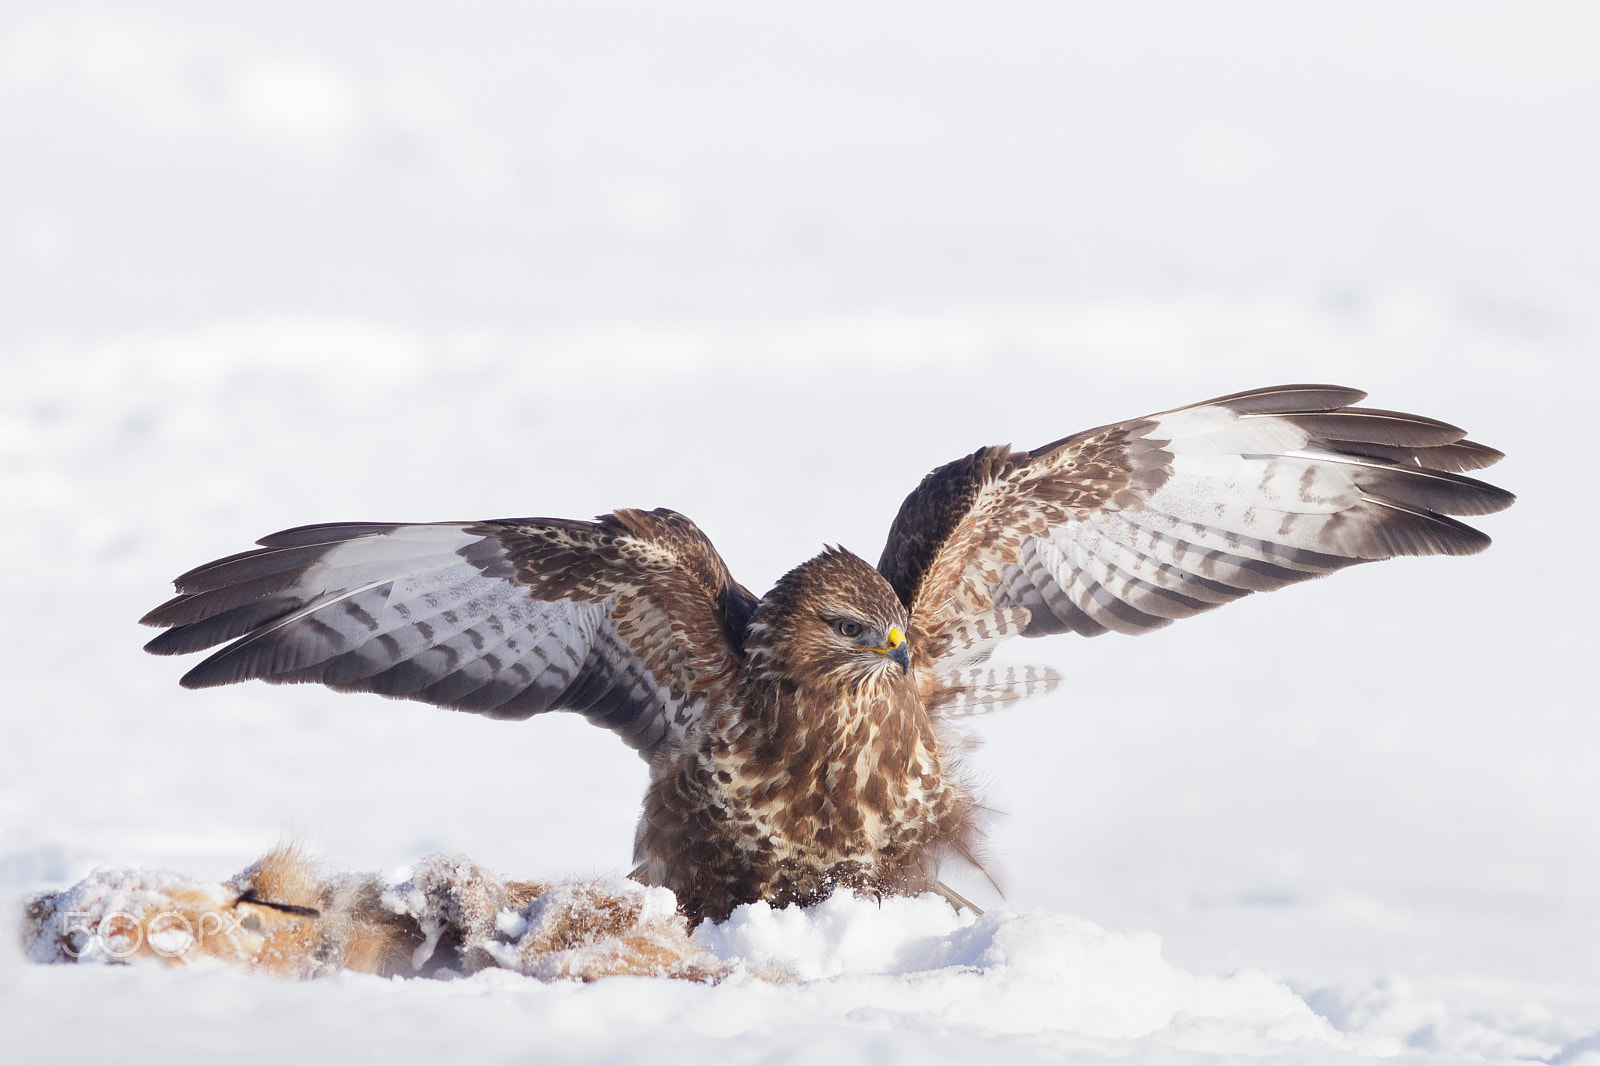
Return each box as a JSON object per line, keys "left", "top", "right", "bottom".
{"left": 635, "top": 670, "right": 974, "bottom": 924}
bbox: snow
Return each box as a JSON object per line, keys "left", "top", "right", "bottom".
{"left": 3, "top": 1, "right": 1598, "bottom": 1063}
{"left": 698, "top": 893, "right": 1368, "bottom": 1053}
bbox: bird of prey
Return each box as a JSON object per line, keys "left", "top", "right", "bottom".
{"left": 142, "top": 384, "right": 1512, "bottom": 923}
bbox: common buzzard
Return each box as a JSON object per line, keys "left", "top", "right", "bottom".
{"left": 142, "top": 384, "right": 1512, "bottom": 922}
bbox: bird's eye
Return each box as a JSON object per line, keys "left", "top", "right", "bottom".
{"left": 833, "top": 619, "right": 864, "bottom": 639}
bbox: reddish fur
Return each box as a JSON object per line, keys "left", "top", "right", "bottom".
{"left": 23, "top": 846, "right": 727, "bottom": 983}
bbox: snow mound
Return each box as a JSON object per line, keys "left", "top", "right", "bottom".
{"left": 699, "top": 892, "right": 1383, "bottom": 1054}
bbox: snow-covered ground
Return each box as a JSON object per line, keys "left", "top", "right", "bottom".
{"left": 2, "top": 3, "right": 1596, "bottom": 1062}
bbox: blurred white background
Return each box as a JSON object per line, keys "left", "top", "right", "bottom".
{"left": 2, "top": 1, "right": 1597, "bottom": 1058}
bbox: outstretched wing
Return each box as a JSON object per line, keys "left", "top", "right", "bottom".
{"left": 878, "top": 384, "right": 1513, "bottom": 717}
{"left": 142, "top": 508, "right": 758, "bottom": 756}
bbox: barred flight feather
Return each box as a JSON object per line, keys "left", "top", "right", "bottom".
{"left": 922, "top": 608, "right": 1032, "bottom": 670}
{"left": 930, "top": 664, "right": 1064, "bottom": 717}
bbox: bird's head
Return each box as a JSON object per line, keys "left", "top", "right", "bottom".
{"left": 744, "top": 547, "right": 913, "bottom": 688}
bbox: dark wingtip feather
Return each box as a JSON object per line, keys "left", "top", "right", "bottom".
{"left": 140, "top": 593, "right": 188, "bottom": 628}
{"left": 254, "top": 522, "right": 402, "bottom": 549}
{"left": 1192, "top": 383, "right": 1369, "bottom": 415}
{"left": 170, "top": 544, "right": 280, "bottom": 592}
{"left": 178, "top": 661, "right": 233, "bottom": 689}
{"left": 1439, "top": 473, "right": 1515, "bottom": 516}
{"left": 1285, "top": 408, "right": 1467, "bottom": 448}
{"left": 176, "top": 642, "right": 258, "bottom": 688}
{"left": 1358, "top": 499, "right": 1495, "bottom": 558}
{"left": 171, "top": 543, "right": 326, "bottom": 595}
{"left": 1417, "top": 439, "right": 1505, "bottom": 473}
{"left": 144, "top": 600, "right": 302, "bottom": 656}
{"left": 178, "top": 639, "right": 311, "bottom": 689}
{"left": 1352, "top": 465, "right": 1517, "bottom": 517}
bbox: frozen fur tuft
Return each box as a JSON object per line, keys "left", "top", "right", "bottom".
{"left": 23, "top": 845, "right": 728, "bottom": 983}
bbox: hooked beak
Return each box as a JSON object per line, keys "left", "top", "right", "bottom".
{"left": 869, "top": 626, "right": 911, "bottom": 675}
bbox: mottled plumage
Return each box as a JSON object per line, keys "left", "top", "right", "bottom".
{"left": 143, "top": 385, "right": 1512, "bottom": 922}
